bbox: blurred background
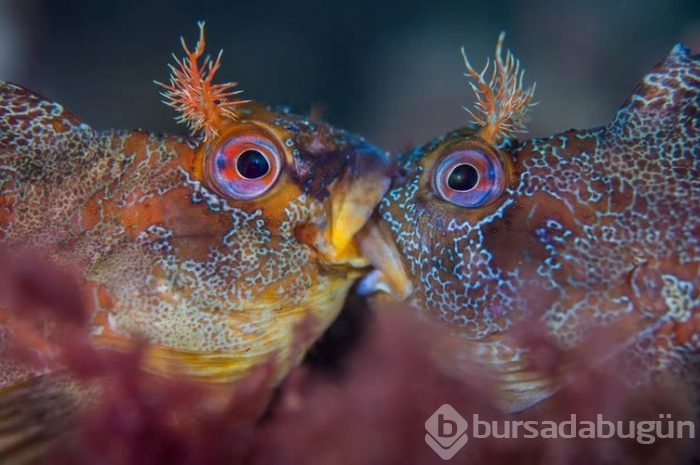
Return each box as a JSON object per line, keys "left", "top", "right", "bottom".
{"left": 1, "top": 0, "right": 699, "bottom": 151}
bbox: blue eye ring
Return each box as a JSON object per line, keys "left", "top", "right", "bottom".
{"left": 433, "top": 146, "right": 506, "bottom": 208}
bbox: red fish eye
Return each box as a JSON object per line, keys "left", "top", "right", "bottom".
{"left": 206, "top": 134, "right": 283, "bottom": 200}
{"left": 433, "top": 148, "right": 506, "bottom": 207}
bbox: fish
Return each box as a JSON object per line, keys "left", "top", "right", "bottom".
{"left": 0, "top": 22, "right": 390, "bottom": 459}
{"left": 361, "top": 33, "right": 700, "bottom": 412}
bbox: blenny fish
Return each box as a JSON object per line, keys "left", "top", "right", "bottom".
{"left": 0, "top": 21, "right": 389, "bottom": 407}
{"left": 362, "top": 34, "right": 700, "bottom": 412}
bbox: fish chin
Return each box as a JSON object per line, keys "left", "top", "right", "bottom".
{"left": 92, "top": 275, "right": 355, "bottom": 385}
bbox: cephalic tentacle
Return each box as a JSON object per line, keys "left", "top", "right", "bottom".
{"left": 461, "top": 32, "right": 536, "bottom": 143}
{"left": 156, "top": 21, "right": 249, "bottom": 140}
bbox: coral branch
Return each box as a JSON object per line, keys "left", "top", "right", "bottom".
{"left": 461, "top": 32, "right": 536, "bottom": 143}
{"left": 155, "top": 21, "right": 249, "bottom": 140}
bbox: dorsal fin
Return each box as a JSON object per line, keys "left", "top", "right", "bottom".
{"left": 611, "top": 44, "right": 700, "bottom": 137}
{"left": 0, "top": 81, "right": 95, "bottom": 157}
{"left": 0, "top": 82, "right": 98, "bottom": 242}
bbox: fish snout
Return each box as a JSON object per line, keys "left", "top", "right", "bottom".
{"left": 296, "top": 142, "right": 392, "bottom": 269}
{"left": 327, "top": 141, "right": 413, "bottom": 299}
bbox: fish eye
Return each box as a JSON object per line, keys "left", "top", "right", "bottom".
{"left": 206, "top": 132, "right": 283, "bottom": 199}
{"left": 236, "top": 150, "right": 270, "bottom": 179}
{"left": 433, "top": 147, "right": 506, "bottom": 207}
{"left": 447, "top": 163, "right": 479, "bottom": 191}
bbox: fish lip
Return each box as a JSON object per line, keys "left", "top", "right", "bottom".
{"left": 300, "top": 144, "right": 393, "bottom": 270}
{"left": 355, "top": 215, "right": 413, "bottom": 300}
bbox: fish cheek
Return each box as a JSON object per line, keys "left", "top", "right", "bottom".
{"left": 482, "top": 200, "right": 549, "bottom": 277}
{"left": 481, "top": 193, "right": 584, "bottom": 315}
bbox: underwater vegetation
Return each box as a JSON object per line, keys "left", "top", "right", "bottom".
{"left": 0, "top": 252, "right": 697, "bottom": 464}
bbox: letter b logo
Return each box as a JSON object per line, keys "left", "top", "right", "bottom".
{"left": 425, "top": 405, "right": 468, "bottom": 460}
{"left": 438, "top": 414, "right": 457, "bottom": 437}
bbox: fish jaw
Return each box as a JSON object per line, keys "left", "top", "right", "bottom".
{"left": 89, "top": 276, "right": 357, "bottom": 384}
{"left": 296, "top": 140, "right": 392, "bottom": 269}
{"left": 355, "top": 215, "right": 413, "bottom": 300}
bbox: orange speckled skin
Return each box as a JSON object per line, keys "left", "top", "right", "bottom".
{"left": 0, "top": 82, "right": 390, "bottom": 386}
{"left": 376, "top": 45, "right": 700, "bottom": 411}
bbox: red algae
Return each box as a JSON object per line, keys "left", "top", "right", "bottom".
{"left": 0, "top": 251, "right": 697, "bottom": 464}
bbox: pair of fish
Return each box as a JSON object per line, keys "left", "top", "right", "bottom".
{"left": 0, "top": 22, "right": 698, "bottom": 457}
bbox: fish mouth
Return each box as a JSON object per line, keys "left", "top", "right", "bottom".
{"left": 299, "top": 143, "right": 394, "bottom": 270}
{"left": 355, "top": 215, "right": 413, "bottom": 300}
{"left": 294, "top": 142, "right": 413, "bottom": 299}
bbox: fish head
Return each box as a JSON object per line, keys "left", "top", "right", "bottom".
{"left": 88, "top": 108, "right": 390, "bottom": 385}
{"left": 0, "top": 23, "right": 391, "bottom": 385}
{"left": 361, "top": 36, "right": 700, "bottom": 411}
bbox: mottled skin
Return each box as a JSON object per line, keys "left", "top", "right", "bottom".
{"left": 373, "top": 45, "right": 700, "bottom": 411}
{"left": 0, "top": 81, "right": 390, "bottom": 390}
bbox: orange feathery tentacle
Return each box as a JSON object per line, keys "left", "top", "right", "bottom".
{"left": 461, "top": 32, "right": 536, "bottom": 143}
{"left": 156, "top": 21, "right": 249, "bottom": 140}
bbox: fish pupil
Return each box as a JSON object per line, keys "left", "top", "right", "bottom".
{"left": 236, "top": 150, "right": 270, "bottom": 179}
{"left": 448, "top": 164, "right": 479, "bottom": 191}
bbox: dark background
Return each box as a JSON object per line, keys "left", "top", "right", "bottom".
{"left": 1, "top": 0, "right": 699, "bottom": 151}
